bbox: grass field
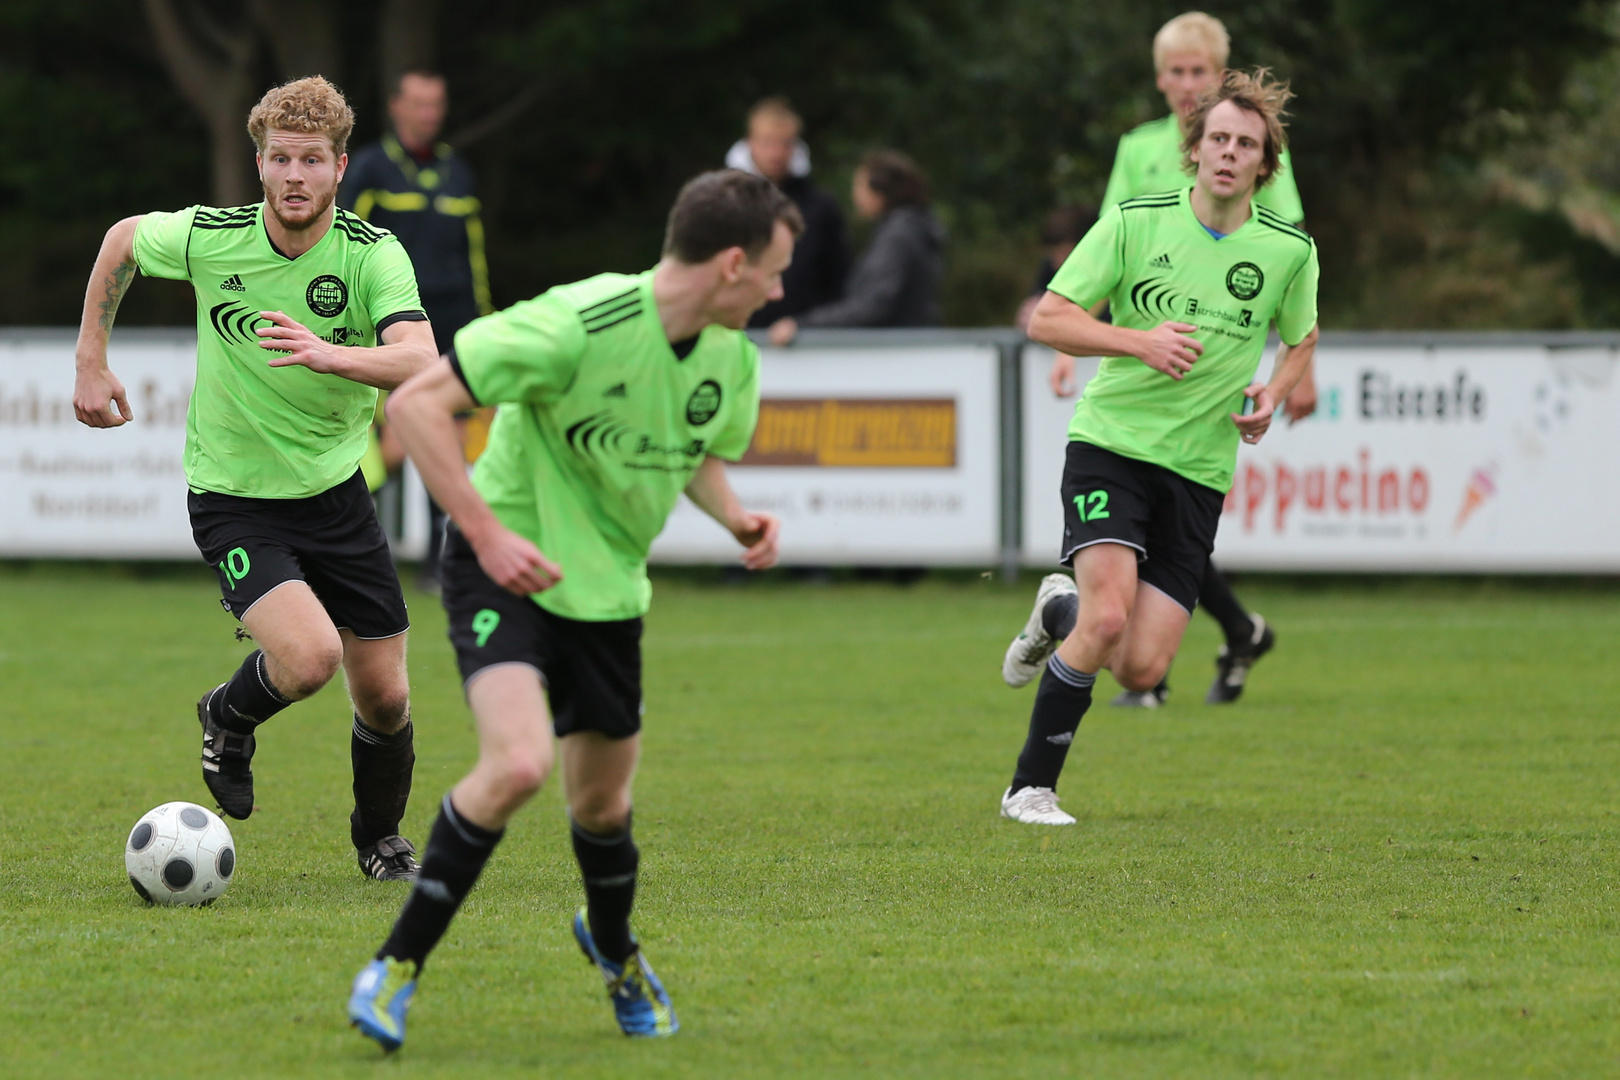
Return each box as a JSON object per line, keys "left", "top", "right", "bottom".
{"left": 2, "top": 563, "right": 1619, "bottom": 1078}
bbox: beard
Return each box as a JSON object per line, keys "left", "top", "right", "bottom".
{"left": 263, "top": 181, "right": 335, "bottom": 232}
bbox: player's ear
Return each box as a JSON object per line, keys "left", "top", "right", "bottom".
{"left": 336, "top": 152, "right": 348, "bottom": 183}
{"left": 255, "top": 152, "right": 264, "bottom": 182}
{"left": 717, "top": 246, "right": 746, "bottom": 282}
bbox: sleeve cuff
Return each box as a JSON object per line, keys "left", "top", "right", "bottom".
{"left": 376, "top": 310, "right": 429, "bottom": 335}
{"left": 445, "top": 347, "right": 481, "bottom": 406}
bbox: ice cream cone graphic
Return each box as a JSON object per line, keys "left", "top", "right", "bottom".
{"left": 1454, "top": 464, "right": 1497, "bottom": 531}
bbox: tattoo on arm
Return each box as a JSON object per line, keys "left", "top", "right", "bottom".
{"left": 96, "top": 261, "right": 136, "bottom": 333}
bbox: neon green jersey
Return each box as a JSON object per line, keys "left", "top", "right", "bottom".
{"left": 1101, "top": 115, "right": 1305, "bottom": 223}
{"left": 453, "top": 269, "right": 761, "bottom": 621}
{"left": 1050, "top": 187, "right": 1319, "bottom": 492}
{"left": 132, "top": 204, "right": 425, "bottom": 498}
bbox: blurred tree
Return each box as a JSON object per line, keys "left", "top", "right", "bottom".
{"left": 0, "top": 0, "right": 1612, "bottom": 328}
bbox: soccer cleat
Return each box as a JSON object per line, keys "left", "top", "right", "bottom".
{"left": 1110, "top": 679, "right": 1170, "bottom": 708}
{"left": 198, "top": 686, "right": 256, "bottom": 820}
{"left": 572, "top": 906, "right": 678, "bottom": 1037}
{"left": 1002, "top": 573, "right": 1078, "bottom": 688}
{"left": 1206, "top": 615, "right": 1275, "bottom": 704}
{"left": 357, "top": 835, "right": 420, "bottom": 882}
{"left": 1000, "top": 785, "right": 1076, "bottom": 826}
{"left": 348, "top": 956, "right": 418, "bottom": 1052}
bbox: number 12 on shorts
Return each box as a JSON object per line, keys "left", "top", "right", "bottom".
{"left": 1073, "top": 490, "right": 1110, "bottom": 522}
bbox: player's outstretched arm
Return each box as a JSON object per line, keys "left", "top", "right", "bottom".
{"left": 1234, "top": 323, "right": 1319, "bottom": 444}
{"left": 1027, "top": 291, "right": 1203, "bottom": 380}
{"left": 684, "top": 456, "right": 780, "bottom": 570}
{"left": 386, "top": 358, "right": 562, "bottom": 595}
{"left": 257, "top": 314, "right": 437, "bottom": 390}
{"left": 72, "top": 216, "right": 143, "bottom": 428}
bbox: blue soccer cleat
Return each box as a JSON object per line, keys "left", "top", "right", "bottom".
{"left": 348, "top": 956, "right": 418, "bottom": 1051}
{"left": 572, "top": 906, "right": 678, "bottom": 1037}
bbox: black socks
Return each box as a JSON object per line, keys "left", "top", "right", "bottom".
{"left": 379, "top": 795, "right": 503, "bottom": 968}
{"left": 209, "top": 650, "right": 293, "bottom": 734}
{"left": 1011, "top": 654, "right": 1096, "bottom": 793}
{"left": 1041, "top": 592, "right": 1079, "bottom": 640}
{"left": 351, "top": 716, "right": 415, "bottom": 849}
{"left": 572, "top": 814, "right": 639, "bottom": 963}
{"left": 1198, "top": 563, "right": 1255, "bottom": 647}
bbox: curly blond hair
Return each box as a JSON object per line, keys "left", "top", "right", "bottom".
{"left": 246, "top": 76, "right": 355, "bottom": 157}
{"left": 1180, "top": 67, "right": 1293, "bottom": 188}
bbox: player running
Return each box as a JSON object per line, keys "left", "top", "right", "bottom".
{"left": 1024, "top": 11, "right": 1314, "bottom": 707}
{"left": 346, "top": 170, "right": 796, "bottom": 1049}
{"left": 71, "top": 77, "right": 436, "bottom": 879}
{"left": 999, "top": 69, "right": 1320, "bottom": 826}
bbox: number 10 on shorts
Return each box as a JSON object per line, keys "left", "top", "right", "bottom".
{"left": 1073, "top": 490, "right": 1111, "bottom": 522}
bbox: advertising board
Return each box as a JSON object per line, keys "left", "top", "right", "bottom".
{"left": 1022, "top": 341, "right": 1620, "bottom": 571}
{"left": 650, "top": 345, "right": 1002, "bottom": 564}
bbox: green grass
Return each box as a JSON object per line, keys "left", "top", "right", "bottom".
{"left": 2, "top": 564, "right": 1619, "bottom": 1078}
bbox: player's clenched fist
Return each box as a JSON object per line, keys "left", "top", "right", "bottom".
{"left": 72, "top": 366, "right": 135, "bottom": 428}
{"left": 731, "top": 511, "right": 781, "bottom": 571}
{"left": 1135, "top": 321, "right": 1203, "bottom": 380}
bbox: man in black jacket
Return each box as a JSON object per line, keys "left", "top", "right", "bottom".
{"left": 341, "top": 71, "right": 492, "bottom": 586}
{"left": 726, "top": 98, "right": 851, "bottom": 329}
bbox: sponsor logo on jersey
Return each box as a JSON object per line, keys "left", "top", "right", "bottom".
{"left": 686, "top": 380, "right": 722, "bottom": 425}
{"left": 322, "top": 327, "right": 361, "bottom": 345}
{"left": 306, "top": 274, "right": 349, "bottom": 318}
{"left": 1226, "top": 262, "right": 1264, "bottom": 300}
{"left": 1186, "top": 298, "right": 1257, "bottom": 334}
{"left": 208, "top": 301, "right": 267, "bottom": 345}
{"left": 603, "top": 382, "right": 628, "bottom": 398}
{"left": 1128, "top": 277, "right": 1186, "bottom": 321}
{"left": 219, "top": 274, "right": 246, "bottom": 292}
{"left": 1149, "top": 253, "right": 1173, "bottom": 269}
{"left": 563, "top": 410, "right": 708, "bottom": 474}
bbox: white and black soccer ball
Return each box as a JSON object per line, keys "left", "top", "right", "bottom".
{"left": 125, "top": 801, "right": 236, "bottom": 906}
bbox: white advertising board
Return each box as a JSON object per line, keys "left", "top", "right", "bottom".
{"left": 651, "top": 345, "right": 1001, "bottom": 565}
{"left": 1022, "top": 343, "right": 1620, "bottom": 571}
{"left": 0, "top": 331, "right": 431, "bottom": 560}
{"left": 0, "top": 331, "right": 198, "bottom": 557}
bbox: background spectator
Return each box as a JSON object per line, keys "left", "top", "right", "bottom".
{"left": 770, "top": 150, "right": 945, "bottom": 345}
{"left": 1016, "top": 204, "right": 1096, "bottom": 332}
{"left": 341, "top": 71, "right": 493, "bottom": 589}
{"left": 727, "top": 97, "right": 852, "bottom": 328}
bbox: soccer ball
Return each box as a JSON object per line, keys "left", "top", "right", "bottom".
{"left": 125, "top": 801, "right": 236, "bottom": 906}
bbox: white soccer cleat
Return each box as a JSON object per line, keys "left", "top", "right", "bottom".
{"left": 1000, "top": 786, "right": 1077, "bottom": 826}
{"left": 1002, "top": 573, "right": 1078, "bottom": 688}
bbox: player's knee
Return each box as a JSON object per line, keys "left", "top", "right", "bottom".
{"left": 272, "top": 639, "right": 343, "bottom": 699}
{"left": 359, "top": 694, "right": 410, "bottom": 735}
{"left": 570, "top": 792, "right": 631, "bottom": 835}
{"left": 491, "top": 751, "right": 548, "bottom": 807}
{"left": 1077, "top": 604, "right": 1129, "bottom": 649}
{"left": 1117, "top": 656, "right": 1170, "bottom": 693}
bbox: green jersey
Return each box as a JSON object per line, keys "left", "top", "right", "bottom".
{"left": 132, "top": 204, "right": 425, "bottom": 498}
{"left": 1050, "top": 186, "right": 1319, "bottom": 492}
{"left": 453, "top": 269, "right": 760, "bottom": 621}
{"left": 1101, "top": 115, "right": 1305, "bottom": 223}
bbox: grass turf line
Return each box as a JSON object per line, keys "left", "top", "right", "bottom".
{"left": 0, "top": 564, "right": 1617, "bottom": 1078}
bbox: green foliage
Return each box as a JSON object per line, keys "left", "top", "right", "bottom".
{"left": 4, "top": 566, "right": 1620, "bottom": 1076}
{"left": 0, "top": 0, "right": 1613, "bottom": 327}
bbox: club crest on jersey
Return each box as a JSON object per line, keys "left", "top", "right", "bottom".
{"left": 686, "top": 380, "right": 722, "bottom": 425}
{"left": 306, "top": 274, "right": 349, "bottom": 318}
{"left": 1226, "top": 262, "right": 1264, "bottom": 301}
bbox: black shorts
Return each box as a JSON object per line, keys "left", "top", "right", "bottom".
{"left": 1058, "top": 441, "right": 1225, "bottom": 613}
{"left": 188, "top": 469, "right": 409, "bottom": 639}
{"left": 441, "top": 527, "right": 644, "bottom": 739}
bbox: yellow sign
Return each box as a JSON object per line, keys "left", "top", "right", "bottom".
{"left": 741, "top": 398, "right": 956, "bottom": 468}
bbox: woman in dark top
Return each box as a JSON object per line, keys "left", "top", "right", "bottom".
{"left": 769, "top": 150, "right": 946, "bottom": 344}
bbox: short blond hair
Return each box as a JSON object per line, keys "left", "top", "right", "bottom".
{"left": 1180, "top": 68, "right": 1293, "bottom": 188}
{"left": 246, "top": 76, "right": 355, "bottom": 157}
{"left": 1153, "top": 12, "right": 1230, "bottom": 71}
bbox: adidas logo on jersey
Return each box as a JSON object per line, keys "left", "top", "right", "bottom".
{"left": 220, "top": 274, "right": 246, "bottom": 292}
{"left": 603, "top": 383, "right": 628, "bottom": 398}
{"left": 1149, "top": 253, "right": 1173, "bottom": 269}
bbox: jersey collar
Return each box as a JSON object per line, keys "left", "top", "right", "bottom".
{"left": 639, "top": 268, "right": 708, "bottom": 363}
{"left": 1180, "top": 184, "right": 1256, "bottom": 242}
{"left": 257, "top": 202, "right": 339, "bottom": 262}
